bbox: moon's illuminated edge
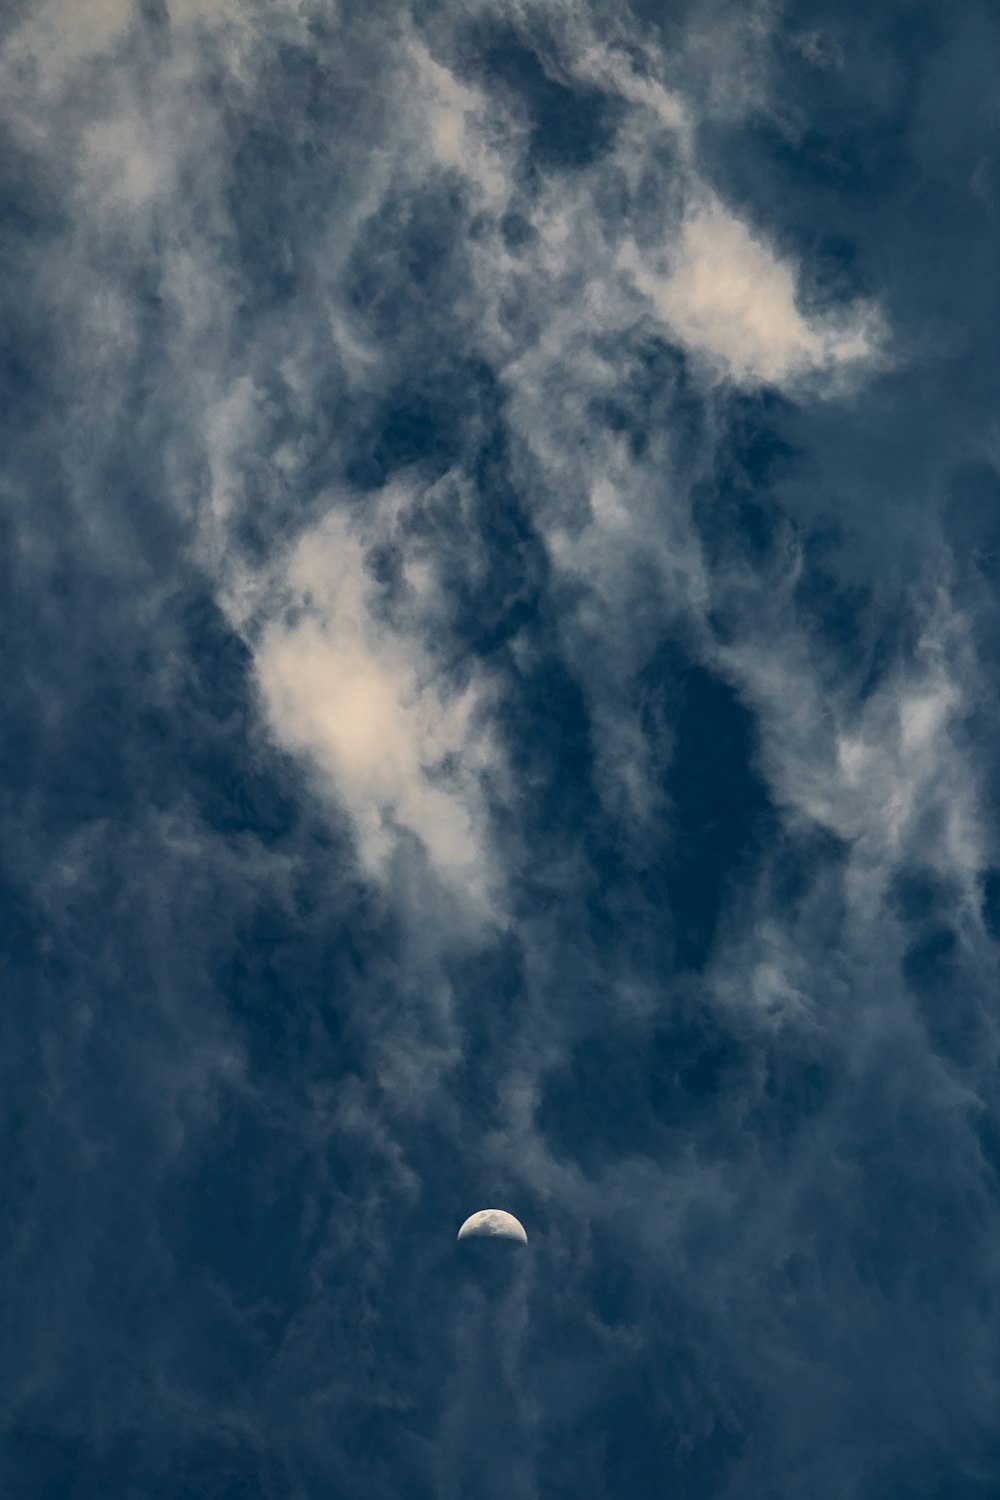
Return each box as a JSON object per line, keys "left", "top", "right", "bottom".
{"left": 456, "top": 1209, "right": 528, "bottom": 1244}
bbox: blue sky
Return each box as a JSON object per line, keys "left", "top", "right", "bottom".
{"left": 2, "top": 1, "right": 999, "bottom": 1495}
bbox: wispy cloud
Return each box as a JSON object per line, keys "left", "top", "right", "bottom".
{"left": 626, "top": 190, "right": 884, "bottom": 388}
{"left": 246, "top": 491, "right": 502, "bottom": 908}
{"left": 2, "top": 0, "right": 998, "bottom": 1493}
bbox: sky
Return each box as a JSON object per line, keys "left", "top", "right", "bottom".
{"left": 2, "top": 0, "right": 1000, "bottom": 1495}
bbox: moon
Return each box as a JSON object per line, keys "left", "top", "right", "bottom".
{"left": 457, "top": 1208, "right": 528, "bottom": 1244}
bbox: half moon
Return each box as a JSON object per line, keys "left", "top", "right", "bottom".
{"left": 457, "top": 1209, "right": 528, "bottom": 1244}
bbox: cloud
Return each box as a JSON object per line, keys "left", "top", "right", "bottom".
{"left": 626, "top": 191, "right": 884, "bottom": 389}
{"left": 245, "top": 491, "right": 502, "bottom": 909}
{"left": 2, "top": 0, "right": 133, "bottom": 95}
{"left": 3, "top": 0, "right": 999, "bottom": 1495}
{"left": 715, "top": 574, "right": 984, "bottom": 893}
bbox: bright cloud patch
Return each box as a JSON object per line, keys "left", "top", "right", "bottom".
{"left": 251, "top": 505, "right": 498, "bottom": 905}
{"left": 629, "top": 194, "right": 882, "bottom": 388}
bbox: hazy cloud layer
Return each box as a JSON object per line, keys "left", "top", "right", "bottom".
{"left": 2, "top": 1, "right": 999, "bottom": 1496}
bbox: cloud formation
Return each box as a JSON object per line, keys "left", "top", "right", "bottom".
{"left": 2, "top": 0, "right": 999, "bottom": 1496}
{"left": 249, "top": 492, "right": 501, "bottom": 905}
{"left": 630, "top": 190, "right": 882, "bottom": 387}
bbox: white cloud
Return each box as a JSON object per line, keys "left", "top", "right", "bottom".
{"left": 625, "top": 193, "right": 883, "bottom": 389}
{"left": 711, "top": 577, "right": 987, "bottom": 973}
{"left": 0, "top": 0, "right": 133, "bottom": 97}
{"left": 246, "top": 497, "right": 501, "bottom": 910}
{"left": 0, "top": 0, "right": 892, "bottom": 914}
{"left": 410, "top": 37, "right": 514, "bottom": 205}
